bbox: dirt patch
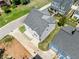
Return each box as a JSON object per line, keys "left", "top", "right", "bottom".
{"left": 0, "top": 39, "right": 31, "bottom": 59}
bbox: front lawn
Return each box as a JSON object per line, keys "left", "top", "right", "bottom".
{"left": 0, "top": 0, "right": 52, "bottom": 28}
{"left": 0, "top": 7, "right": 31, "bottom": 27}
{"left": 38, "top": 25, "right": 60, "bottom": 51}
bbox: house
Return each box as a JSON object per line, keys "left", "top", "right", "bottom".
{"left": 0, "top": 0, "right": 11, "bottom": 7}
{"left": 50, "top": 0, "right": 74, "bottom": 15}
{"left": 24, "top": 9, "right": 56, "bottom": 42}
{"left": 49, "top": 26, "right": 79, "bottom": 59}
{"left": 72, "top": 7, "right": 79, "bottom": 20}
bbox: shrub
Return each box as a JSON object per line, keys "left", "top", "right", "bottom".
{"left": 1, "top": 6, "right": 11, "bottom": 13}
{"left": 12, "top": 0, "right": 20, "bottom": 5}
{"left": 20, "top": 0, "right": 30, "bottom": 5}
{"left": 11, "top": 4, "right": 17, "bottom": 9}
{"left": 19, "top": 25, "right": 26, "bottom": 33}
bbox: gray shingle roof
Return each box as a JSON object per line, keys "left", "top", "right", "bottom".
{"left": 62, "top": 26, "right": 75, "bottom": 34}
{"left": 51, "top": 0, "right": 74, "bottom": 14}
{"left": 50, "top": 28, "right": 79, "bottom": 59}
{"left": 24, "top": 9, "right": 56, "bottom": 37}
{"left": 74, "top": 8, "right": 79, "bottom": 15}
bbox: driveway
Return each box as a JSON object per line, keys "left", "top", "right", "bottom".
{"left": 9, "top": 29, "right": 57, "bottom": 59}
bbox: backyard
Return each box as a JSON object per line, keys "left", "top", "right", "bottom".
{"left": 0, "top": 35, "right": 31, "bottom": 59}
{"left": 0, "top": 0, "right": 52, "bottom": 28}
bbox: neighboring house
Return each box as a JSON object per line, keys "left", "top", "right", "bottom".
{"left": 24, "top": 9, "right": 56, "bottom": 42}
{"left": 49, "top": 26, "right": 79, "bottom": 59}
{"left": 0, "top": 0, "right": 11, "bottom": 7}
{"left": 0, "top": 0, "right": 5, "bottom": 6}
{"left": 50, "top": 0, "right": 74, "bottom": 15}
{"left": 72, "top": 7, "right": 79, "bottom": 20}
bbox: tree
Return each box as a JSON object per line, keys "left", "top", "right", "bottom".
{"left": 20, "top": 0, "right": 30, "bottom": 5}
{"left": 58, "top": 16, "right": 67, "bottom": 26}
{"left": 12, "top": 0, "right": 20, "bottom": 5}
{"left": 1, "top": 6, "right": 11, "bottom": 13}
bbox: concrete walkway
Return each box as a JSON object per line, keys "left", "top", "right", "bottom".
{"left": 9, "top": 29, "right": 57, "bottom": 59}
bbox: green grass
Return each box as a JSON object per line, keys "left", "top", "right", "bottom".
{"left": 66, "top": 18, "right": 77, "bottom": 27}
{"left": 0, "top": 0, "right": 52, "bottom": 28}
{"left": 0, "top": 35, "right": 14, "bottom": 43}
{"left": 19, "top": 25, "right": 26, "bottom": 33}
{"left": 38, "top": 25, "right": 60, "bottom": 51}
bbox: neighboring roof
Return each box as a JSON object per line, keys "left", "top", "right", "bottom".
{"left": 24, "top": 9, "right": 56, "bottom": 37}
{"left": 74, "top": 8, "right": 79, "bottom": 15}
{"left": 33, "top": 54, "right": 42, "bottom": 59}
{"left": 50, "top": 28, "right": 79, "bottom": 59}
{"left": 62, "top": 26, "right": 75, "bottom": 34}
{"left": 51, "top": 0, "right": 74, "bottom": 14}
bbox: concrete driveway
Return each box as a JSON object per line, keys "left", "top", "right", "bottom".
{"left": 9, "top": 28, "right": 57, "bottom": 59}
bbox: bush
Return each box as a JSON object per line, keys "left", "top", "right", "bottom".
{"left": 19, "top": 25, "right": 26, "bottom": 33}
{"left": 1, "top": 6, "right": 11, "bottom": 13}
{"left": 20, "top": 0, "right": 30, "bottom": 5}
{"left": 11, "top": 4, "right": 17, "bottom": 9}
{"left": 12, "top": 0, "right": 20, "bottom": 5}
